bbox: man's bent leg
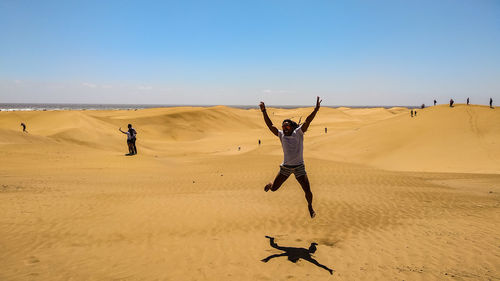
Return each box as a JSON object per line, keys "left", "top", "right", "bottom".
{"left": 265, "top": 172, "right": 289, "bottom": 192}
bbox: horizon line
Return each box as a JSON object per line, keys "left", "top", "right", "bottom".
{"left": 0, "top": 102, "right": 433, "bottom": 109}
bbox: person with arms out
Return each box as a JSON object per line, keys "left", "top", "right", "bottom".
{"left": 127, "top": 124, "right": 138, "bottom": 155}
{"left": 119, "top": 126, "right": 135, "bottom": 155}
{"left": 259, "top": 96, "right": 322, "bottom": 218}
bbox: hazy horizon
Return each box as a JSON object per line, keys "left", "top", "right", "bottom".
{"left": 2, "top": 102, "right": 486, "bottom": 110}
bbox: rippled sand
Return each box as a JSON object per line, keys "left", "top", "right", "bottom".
{"left": 1, "top": 105, "right": 499, "bottom": 280}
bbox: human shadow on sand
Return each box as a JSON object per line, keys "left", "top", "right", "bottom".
{"left": 261, "top": 236, "right": 334, "bottom": 275}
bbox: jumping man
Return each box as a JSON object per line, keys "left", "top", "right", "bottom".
{"left": 259, "top": 96, "right": 322, "bottom": 218}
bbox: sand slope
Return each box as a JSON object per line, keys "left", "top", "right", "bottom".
{"left": 0, "top": 105, "right": 499, "bottom": 280}
{"left": 308, "top": 104, "right": 500, "bottom": 173}
{"left": 2, "top": 104, "right": 498, "bottom": 173}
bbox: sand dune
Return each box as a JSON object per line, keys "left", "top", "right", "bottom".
{"left": 307, "top": 104, "right": 500, "bottom": 173}
{"left": 0, "top": 105, "right": 499, "bottom": 280}
{"left": 4, "top": 104, "right": 497, "bottom": 173}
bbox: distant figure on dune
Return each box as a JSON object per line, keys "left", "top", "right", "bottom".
{"left": 259, "top": 96, "right": 321, "bottom": 218}
{"left": 258, "top": 139, "right": 261, "bottom": 146}
{"left": 467, "top": 97, "right": 470, "bottom": 105}
{"left": 450, "top": 99, "right": 454, "bottom": 107}
{"left": 411, "top": 110, "right": 413, "bottom": 117}
{"left": 20, "top": 122, "right": 27, "bottom": 133}
{"left": 434, "top": 99, "right": 437, "bottom": 106}
{"left": 325, "top": 127, "right": 327, "bottom": 134}
{"left": 128, "top": 124, "right": 138, "bottom": 155}
{"left": 119, "top": 124, "right": 137, "bottom": 155}
{"left": 414, "top": 110, "right": 417, "bottom": 117}
{"left": 261, "top": 236, "right": 334, "bottom": 275}
{"left": 491, "top": 98, "right": 494, "bottom": 108}
{"left": 119, "top": 127, "right": 134, "bottom": 155}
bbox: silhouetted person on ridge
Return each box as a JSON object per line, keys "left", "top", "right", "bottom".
{"left": 20, "top": 123, "right": 27, "bottom": 133}
{"left": 414, "top": 110, "right": 417, "bottom": 117}
{"left": 260, "top": 97, "right": 321, "bottom": 218}
{"left": 261, "top": 236, "right": 334, "bottom": 275}
{"left": 434, "top": 99, "right": 437, "bottom": 106}
{"left": 410, "top": 110, "right": 413, "bottom": 117}
{"left": 450, "top": 99, "right": 454, "bottom": 107}
{"left": 467, "top": 97, "right": 470, "bottom": 105}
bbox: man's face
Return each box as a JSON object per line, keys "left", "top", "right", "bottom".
{"left": 282, "top": 122, "right": 293, "bottom": 135}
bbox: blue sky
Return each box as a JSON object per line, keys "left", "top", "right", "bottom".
{"left": 1, "top": 0, "right": 499, "bottom": 106}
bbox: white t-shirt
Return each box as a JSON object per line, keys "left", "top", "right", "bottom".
{"left": 278, "top": 125, "right": 304, "bottom": 166}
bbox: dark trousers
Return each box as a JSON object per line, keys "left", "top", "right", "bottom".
{"left": 127, "top": 140, "right": 134, "bottom": 154}
{"left": 130, "top": 139, "right": 137, "bottom": 154}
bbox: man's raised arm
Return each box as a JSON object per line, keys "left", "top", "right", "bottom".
{"left": 301, "top": 96, "right": 322, "bottom": 133}
{"left": 260, "top": 102, "right": 279, "bottom": 136}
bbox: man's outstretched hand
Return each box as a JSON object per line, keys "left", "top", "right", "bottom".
{"left": 301, "top": 96, "right": 322, "bottom": 133}
{"left": 259, "top": 101, "right": 266, "bottom": 112}
{"left": 315, "top": 96, "right": 322, "bottom": 110}
{"left": 260, "top": 101, "right": 278, "bottom": 136}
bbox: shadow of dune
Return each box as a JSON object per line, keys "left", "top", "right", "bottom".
{"left": 261, "top": 236, "right": 334, "bottom": 275}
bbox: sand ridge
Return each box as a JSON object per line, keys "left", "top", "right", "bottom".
{"left": 0, "top": 105, "right": 499, "bottom": 280}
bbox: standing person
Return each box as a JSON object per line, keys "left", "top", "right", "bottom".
{"left": 325, "top": 127, "right": 327, "bottom": 134}
{"left": 20, "top": 122, "right": 27, "bottom": 133}
{"left": 119, "top": 127, "right": 134, "bottom": 155}
{"left": 411, "top": 110, "right": 413, "bottom": 117}
{"left": 127, "top": 124, "right": 137, "bottom": 155}
{"left": 414, "top": 110, "right": 417, "bottom": 117}
{"left": 450, "top": 99, "right": 454, "bottom": 107}
{"left": 258, "top": 139, "right": 261, "bottom": 146}
{"left": 467, "top": 97, "right": 470, "bottom": 105}
{"left": 259, "top": 97, "right": 321, "bottom": 218}
{"left": 434, "top": 100, "right": 437, "bottom": 106}
{"left": 490, "top": 98, "right": 494, "bottom": 108}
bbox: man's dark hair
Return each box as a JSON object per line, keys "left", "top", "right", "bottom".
{"left": 282, "top": 119, "right": 298, "bottom": 130}
{"left": 128, "top": 124, "right": 132, "bottom": 128}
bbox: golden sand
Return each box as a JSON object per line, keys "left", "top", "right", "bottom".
{"left": 1, "top": 104, "right": 499, "bottom": 280}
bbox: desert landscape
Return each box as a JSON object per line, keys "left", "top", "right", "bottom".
{"left": 0, "top": 104, "right": 499, "bottom": 280}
